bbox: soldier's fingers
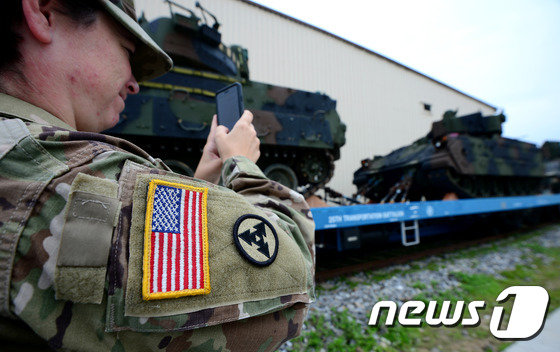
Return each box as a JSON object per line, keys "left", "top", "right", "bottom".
{"left": 208, "top": 115, "right": 218, "bottom": 136}
{"left": 247, "top": 124, "right": 256, "bottom": 138}
{"left": 215, "top": 125, "right": 229, "bottom": 137}
{"left": 239, "top": 110, "right": 253, "bottom": 124}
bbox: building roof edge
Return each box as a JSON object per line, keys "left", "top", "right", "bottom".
{"left": 238, "top": 0, "right": 497, "bottom": 111}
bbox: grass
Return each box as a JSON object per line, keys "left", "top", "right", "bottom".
{"left": 411, "top": 281, "right": 427, "bottom": 290}
{"left": 366, "top": 269, "right": 405, "bottom": 282}
{"left": 424, "top": 261, "right": 441, "bottom": 271}
{"left": 288, "top": 225, "right": 560, "bottom": 351}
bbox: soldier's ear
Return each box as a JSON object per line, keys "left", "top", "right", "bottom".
{"left": 21, "top": 0, "right": 55, "bottom": 44}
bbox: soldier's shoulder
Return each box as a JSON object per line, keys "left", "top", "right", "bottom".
{"left": 0, "top": 116, "right": 159, "bottom": 179}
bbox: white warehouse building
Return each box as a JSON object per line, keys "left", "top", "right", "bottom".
{"left": 136, "top": 0, "right": 497, "bottom": 196}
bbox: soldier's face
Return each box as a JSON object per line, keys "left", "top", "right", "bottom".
{"left": 64, "top": 12, "right": 139, "bottom": 132}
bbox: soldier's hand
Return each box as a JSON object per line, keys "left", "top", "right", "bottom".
{"left": 194, "top": 115, "right": 222, "bottom": 184}
{"left": 215, "top": 110, "right": 261, "bottom": 163}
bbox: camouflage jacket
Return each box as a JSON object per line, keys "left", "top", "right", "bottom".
{"left": 0, "top": 93, "right": 315, "bottom": 351}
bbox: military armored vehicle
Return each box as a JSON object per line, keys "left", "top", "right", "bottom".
{"left": 542, "top": 141, "right": 560, "bottom": 193}
{"left": 104, "top": 1, "right": 346, "bottom": 194}
{"left": 353, "top": 111, "right": 544, "bottom": 202}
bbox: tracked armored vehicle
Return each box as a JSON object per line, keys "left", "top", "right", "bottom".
{"left": 542, "top": 141, "right": 560, "bottom": 193}
{"left": 353, "top": 111, "right": 544, "bottom": 202}
{"left": 104, "top": 1, "right": 346, "bottom": 194}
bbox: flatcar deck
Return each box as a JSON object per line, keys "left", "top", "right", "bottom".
{"left": 311, "top": 194, "right": 560, "bottom": 249}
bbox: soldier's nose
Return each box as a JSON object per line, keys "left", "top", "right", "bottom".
{"left": 127, "top": 76, "right": 140, "bottom": 95}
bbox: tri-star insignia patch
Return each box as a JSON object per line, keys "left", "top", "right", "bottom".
{"left": 142, "top": 179, "right": 210, "bottom": 300}
{"left": 233, "top": 215, "right": 278, "bottom": 266}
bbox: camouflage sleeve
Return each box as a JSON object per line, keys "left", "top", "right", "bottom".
{"left": 2, "top": 121, "right": 316, "bottom": 352}
{"left": 222, "top": 156, "right": 316, "bottom": 290}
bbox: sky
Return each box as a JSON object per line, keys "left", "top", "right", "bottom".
{"left": 249, "top": 0, "right": 560, "bottom": 146}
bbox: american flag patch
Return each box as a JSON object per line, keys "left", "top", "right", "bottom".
{"left": 142, "top": 179, "right": 210, "bottom": 300}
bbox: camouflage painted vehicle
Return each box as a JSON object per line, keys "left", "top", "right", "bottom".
{"left": 542, "top": 141, "right": 560, "bottom": 193}
{"left": 104, "top": 1, "right": 346, "bottom": 194}
{"left": 353, "top": 111, "right": 544, "bottom": 202}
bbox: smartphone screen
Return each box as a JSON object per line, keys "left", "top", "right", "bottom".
{"left": 216, "top": 82, "right": 244, "bottom": 131}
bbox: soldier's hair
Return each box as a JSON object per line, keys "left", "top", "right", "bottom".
{"left": 0, "top": 0, "right": 103, "bottom": 75}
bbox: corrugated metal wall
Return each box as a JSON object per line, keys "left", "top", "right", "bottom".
{"left": 136, "top": 0, "right": 496, "bottom": 196}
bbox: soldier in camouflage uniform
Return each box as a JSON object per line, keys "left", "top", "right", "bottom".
{"left": 0, "top": 1, "right": 315, "bottom": 351}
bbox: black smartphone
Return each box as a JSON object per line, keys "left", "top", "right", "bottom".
{"left": 216, "top": 82, "right": 244, "bottom": 131}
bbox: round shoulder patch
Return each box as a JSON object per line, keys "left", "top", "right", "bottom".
{"left": 233, "top": 214, "right": 278, "bottom": 266}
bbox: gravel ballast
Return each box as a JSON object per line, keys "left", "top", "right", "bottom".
{"left": 283, "top": 225, "right": 560, "bottom": 350}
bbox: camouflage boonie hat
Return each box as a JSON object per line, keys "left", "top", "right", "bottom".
{"left": 99, "top": 0, "right": 173, "bottom": 81}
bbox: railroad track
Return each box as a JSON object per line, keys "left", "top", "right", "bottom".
{"left": 315, "top": 223, "right": 554, "bottom": 282}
